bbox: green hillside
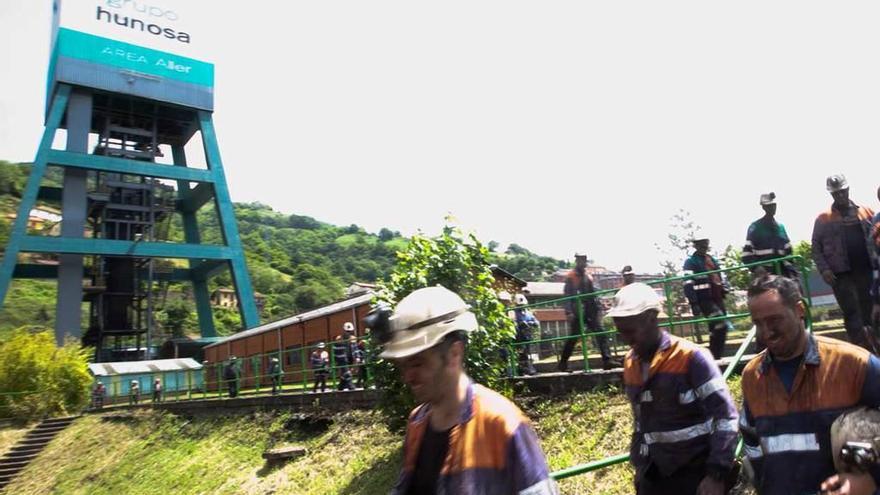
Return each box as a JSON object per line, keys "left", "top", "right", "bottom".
{"left": 0, "top": 160, "right": 568, "bottom": 341}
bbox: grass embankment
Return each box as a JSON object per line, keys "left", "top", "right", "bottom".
{"left": 3, "top": 380, "right": 751, "bottom": 495}
{"left": 1, "top": 389, "right": 635, "bottom": 495}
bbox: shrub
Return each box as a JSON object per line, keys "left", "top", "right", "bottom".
{"left": 0, "top": 329, "right": 92, "bottom": 420}
{"left": 372, "top": 223, "right": 515, "bottom": 429}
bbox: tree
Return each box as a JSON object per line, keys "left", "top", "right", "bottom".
{"left": 720, "top": 245, "right": 750, "bottom": 291}
{"left": 654, "top": 209, "right": 703, "bottom": 311}
{"left": 793, "top": 241, "right": 814, "bottom": 274}
{"left": 160, "top": 298, "right": 193, "bottom": 338}
{"left": 487, "top": 240, "right": 499, "bottom": 252}
{"left": 378, "top": 228, "right": 395, "bottom": 242}
{"left": 373, "top": 222, "right": 515, "bottom": 429}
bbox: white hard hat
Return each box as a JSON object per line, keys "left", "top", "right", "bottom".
{"left": 343, "top": 322, "right": 355, "bottom": 332}
{"left": 514, "top": 294, "right": 529, "bottom": 305}
{"left": 759, "top": 192, "right": 776, "bottom": 206}
{"left": 606, "top": 283, "right": 662, "bottom": 318}
{"left": 379, "top": 286, "right": 478, "bottom": 360}
{"left": 826, "top": 174, "right": 849, "bottom": 193}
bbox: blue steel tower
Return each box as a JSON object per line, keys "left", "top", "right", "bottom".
{"left": 0, "top": 0, "right": 259, "bottom": 359}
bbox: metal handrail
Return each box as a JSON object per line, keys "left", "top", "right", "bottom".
{"left": 506, "top": 255, "right": 810, "bottom": 374}
{"left": 546, "top": 255, "right": 813, "bottom": 481}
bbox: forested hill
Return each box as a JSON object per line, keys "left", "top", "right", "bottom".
{"left": 0, "top": 160, "right": 568, "bottom": 338}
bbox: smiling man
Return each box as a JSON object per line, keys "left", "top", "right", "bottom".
{"left": 374, "top": 286, "right": 557, "bottom": 495}
{"left": 740, "top": 274, "right": 880, "bottom": 495}
{"left": 609, "top": 283, "right": 738, "bottom": 495}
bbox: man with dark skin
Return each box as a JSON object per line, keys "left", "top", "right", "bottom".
{"left": 610, "top": 283, "right": 738, "bottom": 495}
{"left": 684, "top": 239, "right": 732, "bottom": 358}
{"left": 559, "top": 252, "right": 620, "bottom": 371}
{"left": 740, "top": 275, "right": 880, "bottom": 495}
{"left": 812, "top": 174, "right": 878, "bottom": 350}
{"left": 872, "top": 184, "right": 880, "bottom": 327}
{"left": 742, "top": 192, "right": 797, "bottom": 280}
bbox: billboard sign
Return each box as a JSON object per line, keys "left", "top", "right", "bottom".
{"left": 49, "top": 0, "right": 215, "bottom": 110}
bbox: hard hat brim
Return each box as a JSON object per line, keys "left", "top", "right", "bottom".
{"left": 379, "top": 312, "right": 477, "bottom": 360}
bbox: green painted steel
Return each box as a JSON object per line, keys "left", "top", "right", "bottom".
{"left": 198, "top": 111, "right": 260, "bottom": 329}
{"left": 1, "top": 83, "right": 258, "bottom": 342}
{"left": 56, "top": 28, "right": 214, "bottom": 87}
{"left": 177, "top": 182, "right": 215, "bottom": 213}
{"left": 191, "top": 260, "right": 228, "bottom": 281}
{"left": 173, "top": 144, "right": 216, "bottom": 338}
{"left": 19, "top": 236, "right": 233, "bottom": 259}
{"left": 0, "top": 85, "right": 70, "bottom": 308}
{"left": 48, "top": 149, "right": 214, "bottom": 183}
{"left": 551, "top": 453, "right": 630, "bottom": 481}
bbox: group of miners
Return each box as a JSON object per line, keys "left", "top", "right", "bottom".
{"left": 90, "top": 377, "right": 164, "bottom": 408}
{"left": 309, "top": 322, "right": 368, "bottom": 393}
{"left": 376, "top": 174, "right": 880, "bottom": 495}
{"left": 377, "top": 278, "right": 879, "bottom": 495}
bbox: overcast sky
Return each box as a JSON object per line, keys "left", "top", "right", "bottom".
{"left": 2, "top": 1, "right": 879, "bottom": 274}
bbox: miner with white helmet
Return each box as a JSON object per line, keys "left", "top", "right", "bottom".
{"left": 742, "top": 192, "right": 798, "bottom": 280}
{"left": 610, "top": 283, "right": 738, "bottom": 495}
{"left": 372, "top": 285, "right": 557, "bottom": 495}
{"left": 513, "top": 293, "right": 538, "bottom": 376}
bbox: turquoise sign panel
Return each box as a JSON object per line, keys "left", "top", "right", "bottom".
{"left": 56, "top": 27, "right": 213, "bottom": 88}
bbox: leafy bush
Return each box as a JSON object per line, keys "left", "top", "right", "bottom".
{"left": 0, "top": 329, "right": 92, "bottom": 420}
{"left": 372, "top": 223, "right": 515, "bottom": 429}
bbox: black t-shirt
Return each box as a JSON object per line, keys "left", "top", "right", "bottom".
{"left": 843, "top": 221, "right": 871, "bottom": 272}
{"left": 407, "top": 425, "right": 452, "bottom": 495}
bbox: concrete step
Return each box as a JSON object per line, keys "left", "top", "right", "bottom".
{"left": 0, "top": 459, "right": 30, "bottom": 470}
{"left": 39, "top": 416, "right": 77, "bottom": 426}
{"left": 22, "top": 432, "right": 59, "bottom": 442}
{"left": 1, "top": 452, "right": 39, "bottom": 463}
{"left": 31, "top": 424, "right": 68, "bottom": 434}
{"left": 8, "top": 445, "right": 43, "bottom": 455}
{"left": 18, "top": 437, "right": 52, "bottom": 447}
{"left": 0, "top": 466, "right": 23, "bottom": 478}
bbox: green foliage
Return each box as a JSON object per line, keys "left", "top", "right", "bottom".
{"left": 491, "top": 243, "right": 568, "bottom": 281}
{"left": 655, "top": 209, "right": 703, "bottom": 310}
{"left": 0, "top": 160, "right": 562, "bottom": 342}
{"left": 158, "top": 298, "right": 194, "bottom": 338}
{"left": 0, "top": 160, "right": 27, "bottom": 196}
{"left": 720, "top": 245, "right": 750, "bottom": 291}
{"left": 793, "top": 240, "right": 814, "bottom": 274}
{"left": 0, "top": 329, "right": 92, "bottom": 420}
{"left": 0, "top": 280, "right": 56, "bottom": 340}
{"left": 373, "top": 223, "right": 516, "bottom": 429}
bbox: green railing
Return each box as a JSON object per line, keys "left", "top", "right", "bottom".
{"left": 542, "top": 255, "right": 812, "bottom": 481}
{"left": 506, "top": 255, "right": 811, "bottom": 376}
{"left": 86, "top": 338, "right": 375, "bottom": 408}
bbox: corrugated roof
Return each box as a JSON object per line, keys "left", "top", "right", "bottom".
{"left": 524, "top": 282, "right": 565, "bottom": 297}
{"left": 204, "top": 292, "right": 375, "bottom": 349}
{"left": 87, "top": 358, "right": 202, "bottom": 377}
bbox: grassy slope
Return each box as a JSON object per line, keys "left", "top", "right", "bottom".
{"left": 4, "top": 389, "right": 638, "bottom": 495}
{"left": 5, "top": 379, "right": 752, "bottom": 495}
